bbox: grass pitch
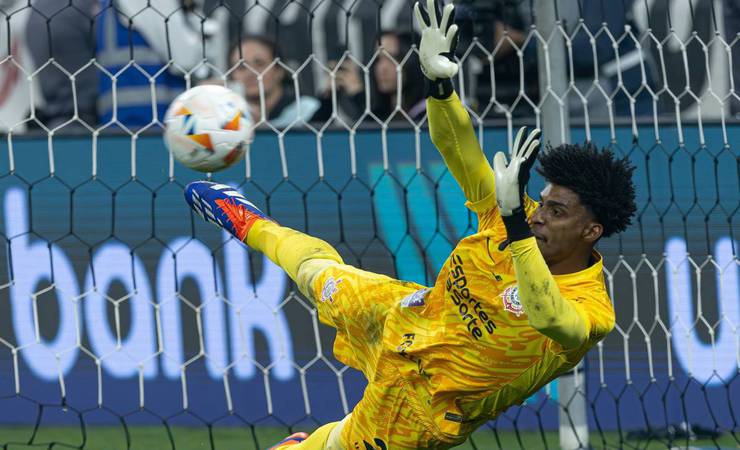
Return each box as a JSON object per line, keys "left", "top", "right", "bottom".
{"left": 0, "top": 426, "right": 737, "bottom": 449}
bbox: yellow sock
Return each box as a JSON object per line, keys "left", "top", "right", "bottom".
{"left": 245, "top": 220, "right": 343, "bottom": 283}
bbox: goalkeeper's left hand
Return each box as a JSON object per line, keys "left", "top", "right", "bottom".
{"left": 414, "top": 0, "right": 459, "bottom": 99}
{"left": 493, "top": 127, "right": 541, "bottom": 217}
{"left": 414, "top": 0, "right": 459, "bottom": 81}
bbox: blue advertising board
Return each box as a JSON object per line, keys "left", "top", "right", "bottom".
{"left": 0, "top": 124, "right": 737, "bottom": 431}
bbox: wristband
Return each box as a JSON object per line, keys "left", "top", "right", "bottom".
{"left": 501, "top": 206, "right": 533, "bottom": 242}
{"left": 425, "top": 77, "right": 454, "bottom": 100}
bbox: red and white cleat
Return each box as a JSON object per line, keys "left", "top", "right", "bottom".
{"left": 184, "top": 181, "right": 274, "bottom": 242}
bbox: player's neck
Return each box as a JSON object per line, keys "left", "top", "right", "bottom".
{"left": 546, "top": 250, "right": 593, "bottom": 275}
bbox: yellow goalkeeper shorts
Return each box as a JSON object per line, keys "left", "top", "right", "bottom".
{"left": 310, "top": 263, "right": 424, "bottom": 378}
{"left": 310, "top": 264, "right": 465, "bottom": 450}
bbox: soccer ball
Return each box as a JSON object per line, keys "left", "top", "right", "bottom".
{"left": 164, "top": 85, "right": 253, "bottom": 172}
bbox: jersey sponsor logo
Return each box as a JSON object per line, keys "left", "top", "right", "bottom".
{"left": 446, "top": 253, "right": 497, "bottom": 339}
{"left": 396, "top": 333, "right": 430, "bottom": 379}
{"left": 320, "top": 276, "right": 342, "bottom": 303}
{"left": 500, "top": 285, "right": 524, "bottom": 316}
{"left": 400, "top": 288, "right": 429, "bottom": 307}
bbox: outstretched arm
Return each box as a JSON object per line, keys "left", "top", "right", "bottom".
{"left": 428, "top": 94, "right": 495, "bottom": 206}
{"left": 493, "top": 135, "right": 588, "bottom": 349}
{"left": 416, "top": 0, "right": 495, "bottom": 207}
{"left": 509, "top": 238, "right": 589, "bottom": 348}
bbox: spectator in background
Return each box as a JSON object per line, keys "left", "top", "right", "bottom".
{"left": 314, "top": 30, "right": 424, "bottom": 124}
{"left": 371, "top": 30, "right": 426, "bottom": 122}
{"left": 96, "top": 0, "right": 219, "bottom": 129}
{"left": 567, "top": 0, "right": 656, "bottom": 118}
{"left": 229, "top": 35, "right": 320, "bottom": 128}
{"left": 455, "top": 1, "right": 538, "bottom": 118}
{"left": 313, "top": 55, "right": 366, "bottom": 125}
{"left": 25, "top": 0, "right": 97, "bottom": 130}
{"left": 460, "top": 0, "right": 656, "bottom": 119}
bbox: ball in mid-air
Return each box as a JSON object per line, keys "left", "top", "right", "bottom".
{"left": 164, "top": 85, "right": 253, "bottom": 172}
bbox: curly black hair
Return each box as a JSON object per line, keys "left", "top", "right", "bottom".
{"left": 535, "top": 143, "right": 637, "bottom": 237}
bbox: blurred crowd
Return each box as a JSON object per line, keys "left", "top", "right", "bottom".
{"left": 8, "top": 0, "right": 740, "bottom": 133}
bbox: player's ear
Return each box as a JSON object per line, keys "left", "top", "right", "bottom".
{"left": 581, "top": 221, "right": 602, "bottom": 244}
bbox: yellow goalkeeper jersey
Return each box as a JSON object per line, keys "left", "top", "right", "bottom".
{"left": 315, "top": 202, "right": 615, "bottom": 448}
{"left": 379, "top": 196, "right": 616, "bottom": 441}
{"left": 379, "top": 93, "right": 614, "bottom": 443}
{"left": 313, "top": 93, "right": 616, "bottom": 449}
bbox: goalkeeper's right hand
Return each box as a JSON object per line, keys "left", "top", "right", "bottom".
{"left": 493, "top": 127, "right": 541, "bottom": 218}
{"left": 414, "top": 0, "right": 459, "bottom": 81}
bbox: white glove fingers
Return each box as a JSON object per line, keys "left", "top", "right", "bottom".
{"left": 413, "top": 2, "right": 428, "bottom": 30}
{"left": 440, "top": 3, "right": 454, "bottom": 32}
{"left": 493, "top": 151, "right": 508, "bottom": 174}
{"left": 521, "top": 139, "right": 540, "bottom": 161}
{"left": 511, "top": 126, "right": 526, "bottom": 158}
{"left": 445, "top": 24, "right": 458, "bottom": 51}
{"left": 426, "top": 0, "right": 438, "bottom": 29}
{"left": 510, "top": 156, "right": 522, "bottom": 174}
{"left": 519, "top": 128, "right": 541, "bottom": 159}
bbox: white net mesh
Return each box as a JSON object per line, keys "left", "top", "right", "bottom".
{"left": 0, "top": 0, "right": 737, "bottom": 448}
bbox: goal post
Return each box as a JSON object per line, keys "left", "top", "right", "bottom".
{"left": 531, "top": 2, "right": 588, "bottom": 449}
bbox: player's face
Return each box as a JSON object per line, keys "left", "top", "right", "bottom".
{"left": 375, "top": 34, "right": 399, "bottom": 94}
{"left": 231, "top": 40, "right": 284, "bottom": 100}
{"left": 529, "top": 183, "right": 602, "bottom": 267}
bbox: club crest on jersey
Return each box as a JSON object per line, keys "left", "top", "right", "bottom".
{"left": 500, "top": 285, "right": 524, "bottom": 316}
{"left": 321, "top": 276, "right": 342, "bottom": 303}
{"left": 400, "top": 288, "right": 429, "bottom": 308}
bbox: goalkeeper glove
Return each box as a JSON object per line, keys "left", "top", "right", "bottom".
{"left": 414, "top": 0, "right": 459, "bottom": 99}
{"left": 492, "top": 127, "right": 541, "bottom": 240}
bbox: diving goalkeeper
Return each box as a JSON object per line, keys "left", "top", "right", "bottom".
{"left": 184, "top": 1, "right": 636, "bottom": 448}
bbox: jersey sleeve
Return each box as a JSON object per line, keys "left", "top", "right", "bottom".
{"left": 566, "top": 294, "right": 616, "bottom": 345}
{"left": 426, "top": 93, "right": 539, "bottom": 234}
{"left": 427, "top": 93, "right": 496, "bottom": 210}
{"left": 509, "top": 237, "right": 591, "bottom": 349}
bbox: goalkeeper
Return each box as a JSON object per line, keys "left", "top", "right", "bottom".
{"left": 184, "top": 1, "right": 636, "bottom": 448}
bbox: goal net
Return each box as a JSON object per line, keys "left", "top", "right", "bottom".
{"left": 0, "top": 0, "right": 737, "bottom": 448}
